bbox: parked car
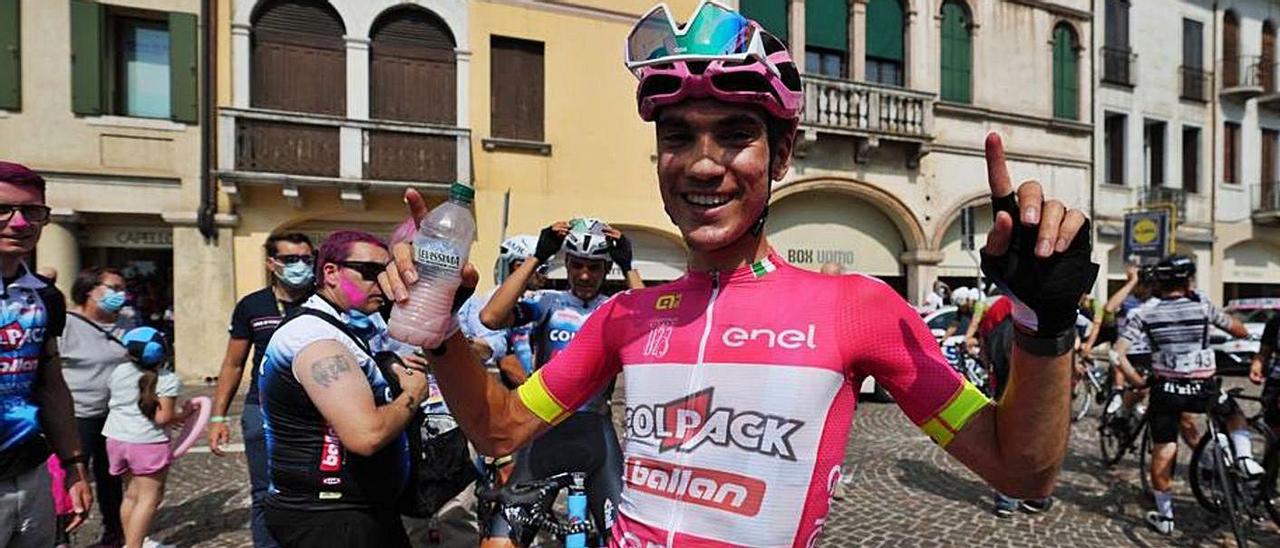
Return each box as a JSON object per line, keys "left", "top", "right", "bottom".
{"left": 1210, "top": 298, "right": 1280, "bottom": 375}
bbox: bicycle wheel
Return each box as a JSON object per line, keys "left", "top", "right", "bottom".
{"left": 1098, "top": 393, "right": 1128, "bottom": 466}
{"left": 1191, "top": 432, "right": 1251, "bottom": 546}
{"left": 1253, "top": 422, "right": 1280, "bottom": 528}
{"left": 1138, "top": 424, "right": 1152, "bottom": 498}
{"left": 1191, "top": 432, "right": 1225, "bottom": 512}
{"left": 1072, "top": 378, "right": 1093, "bottom": 422}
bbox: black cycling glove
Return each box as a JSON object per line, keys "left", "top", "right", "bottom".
{"left": 979, "top": 193, "right": 1099, "bottom": 337}
{"left": 608, "top": 234, "right": 634, "bottom": 272}
{"left": 534, "top": 226, "right": 565, "bottom": 263}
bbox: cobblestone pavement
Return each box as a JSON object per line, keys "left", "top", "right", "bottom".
{"left": 69, "top": 379, "right": 1280, "bottom": 547}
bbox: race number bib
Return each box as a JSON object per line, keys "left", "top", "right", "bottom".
{"left": 1156, "top": 348, "right": 1216, "bottom": 377}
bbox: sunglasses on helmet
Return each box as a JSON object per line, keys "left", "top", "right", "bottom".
{"left": 625, "top": 0, "right": 769, "bottom": 73}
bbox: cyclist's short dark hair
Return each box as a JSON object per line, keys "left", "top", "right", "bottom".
{"left": 264, "top": 232, "right": 313, "bottom": 258}
{"left": 0, "top": 161, "right": 46, "bottom": 197}
{"left": 71, "top": 266, "right": 125, "bottom": 305}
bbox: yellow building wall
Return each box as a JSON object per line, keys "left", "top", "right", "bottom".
{"left": 467, "top": 0, "right": 698, "bottom": 289}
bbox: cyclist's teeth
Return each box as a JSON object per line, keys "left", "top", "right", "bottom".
{"left": 688, "top": 194, "right": 730, "bottom": 206}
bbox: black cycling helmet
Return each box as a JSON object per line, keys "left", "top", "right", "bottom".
{"left": 1138, "top": 264, "right": 1157, "bottom": 284}
{"left": 1153, "top": 254, "right": 1196, "bottom": 283}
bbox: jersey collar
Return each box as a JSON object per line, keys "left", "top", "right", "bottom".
{"left": 684, "top": 250, "right": 782, "bottom": 285}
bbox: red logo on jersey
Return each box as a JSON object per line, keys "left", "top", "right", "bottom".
{"left": 624, "top": 388, "right": 805, "bottom": 460}
{"left": 319, "top": 426, "right": 343, "bottom": 472}
{"left": 625, "top": 456, "right": 766, "bottom": 516}
{"left": 0, "top": 322, "right": 42, "bottom": 352}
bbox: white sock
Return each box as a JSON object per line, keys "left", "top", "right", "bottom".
{"left": 1154, "top": 490, "right": 1174, "bottom": 519}
{"left": 1230, "top": 428, "right": 1253, "bottom": 460}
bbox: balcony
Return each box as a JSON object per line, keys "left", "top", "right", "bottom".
{"left": 1179, "top": 66, "right": 1212, "bottom": 103}
{"left": 216, "top": 107, "right": 471, "bottom": 208}
{"left": 1101, "top": 46, "right": 1136, "bottom": 87}
{"left": 1139, "top": 185, "right": 1186, "bottom": 218}
{"left": 1258, "top": 63, "right": 1280, "bottom": 110}
{"left": 799, "top": 75, "right": 934, "bottom": 167}
{"left": 1252, "top": 182, "right": 1280, "bottom": 223}
{"left": 1221, "top": 55, "right": 1265, "bottom": 101}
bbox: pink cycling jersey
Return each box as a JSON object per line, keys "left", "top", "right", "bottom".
{"left": 517, "top": 252, "right": 989, "bottom": 547}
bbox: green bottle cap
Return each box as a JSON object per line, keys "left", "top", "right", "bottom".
{"left": 449, "top": 183, "right": 474, "bottom": 203}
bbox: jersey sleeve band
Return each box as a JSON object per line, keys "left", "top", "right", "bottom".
{"left": 919, "top": 380, "right": 991, "bottom": 448}
{"left": 516, "top": 370, "right": 570, "bottom": 425}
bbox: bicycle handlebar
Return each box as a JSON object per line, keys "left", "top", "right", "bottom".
{"left": 476, "top": 472, "right": 596, "bottom": 539}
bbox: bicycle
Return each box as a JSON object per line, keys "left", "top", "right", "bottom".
{"left": 1071, "top": 354, "right": 1110, "bottom": 422}
{"left": 1096, "top": 386, "right": 1157, "bottom": 497}
{"left": 476, "top": 471, "right": 598, "bottom": 548}
{"left": 1187, "top": 387, "right": 1280, "bottom": 546}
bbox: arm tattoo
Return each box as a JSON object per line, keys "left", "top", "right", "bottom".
{"left": 310, "top": 355, "right": 352, "bottom": 388}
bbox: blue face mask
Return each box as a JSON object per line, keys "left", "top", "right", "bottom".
{"left": 276, "top": 261, "right": 315, "bottom": 289}
{"left": 346, "top": 309, "right": 376, "bottom": 338}
{"left": 98, "top": 289, "right": 126, "bottom": 313}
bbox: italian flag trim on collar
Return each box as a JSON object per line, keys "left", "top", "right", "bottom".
{"left": 750, "top": 257, "right": 776, "bottom": 278}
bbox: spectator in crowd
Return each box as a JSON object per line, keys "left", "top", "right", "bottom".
{"left": 207, "top": 232, "right": 314, "bottom": 548}
{"left": 59, "top": 266, "right": 133, "bottom": 546}
{"left": 0, "top": 161, "right": 92, "bottom": 547}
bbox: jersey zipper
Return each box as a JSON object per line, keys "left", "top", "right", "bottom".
{"left": 666, "top": 270, "right": 721, "bottom": 546}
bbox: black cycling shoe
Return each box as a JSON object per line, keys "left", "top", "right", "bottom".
{"left": 1019, "top": 498, "right": 1053, "bottom": 514}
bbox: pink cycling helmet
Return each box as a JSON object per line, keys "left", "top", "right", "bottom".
{"left": 632, "top": 25, "right": 803, "bottom": 126}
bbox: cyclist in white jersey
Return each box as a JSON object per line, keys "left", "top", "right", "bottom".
{"left": 382, "top": 3, "right": 1098, "bottom": 545}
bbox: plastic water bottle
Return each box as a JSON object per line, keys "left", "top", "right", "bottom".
{"left": 389, "top": 183, "right": 475, "bottom": 347}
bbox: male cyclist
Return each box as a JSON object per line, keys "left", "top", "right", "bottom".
{"left": 1114, "top": 255, "right": 1253, "bottom": 535}
{"left": 478, "top": 218, "right": 642, "bottom": 542}
{"left": 1250, "top": 308, "right": 1280, "bottom": 435}
{"left": 382, "top": 3, "right": 1096, "bottom": 545}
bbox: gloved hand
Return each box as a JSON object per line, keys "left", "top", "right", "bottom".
{"left": 608, "top": 234, "right": 634, "bottom": 272}
{"left": 980, "top": 192, "right": 1099, "bottom": 336}
{"left": 534, "top": 225, "right": 565, "bottom": 263}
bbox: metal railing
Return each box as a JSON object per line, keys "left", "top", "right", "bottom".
{"left": 800, "top": 75, "right": 934, "bottom": 140}
{"left": 1180, "top": 66, "right": 1212, "bottom": 102}
{"left": 1101, "top": 46, "right": 1136, "bottom": 86}
{"left": 1221, "top": 54, "right": 1264, "bottom": 91}
{"left": 219, "top": 107, "right": 471, "bottom": 185}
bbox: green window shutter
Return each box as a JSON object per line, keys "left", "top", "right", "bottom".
{"left": 1053, "top": 25, "right": 1078, "bottom": 119}
{"left": 866, "top": 0, "right": 904, "bottom": 61}
{"left": 806, "top": 0, "right": 848, "bottom": 52}
{"left": 740, "top": 0, "right": 788, "bottom": 43}
{"left": 939, "top": 1, "right": 971, "bottom": 103}
{"left": 168, "top": 12, "right": 198, "bottom": 123}
{"left": 0, "top": 0, "right": 20, "bottom": 110}
{"left": 70, "top": 0, "right": 102, "bottom": 115}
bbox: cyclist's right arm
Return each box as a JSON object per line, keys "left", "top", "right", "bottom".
{"left": 480, "top": 258, "right": 544, "bottom": 330}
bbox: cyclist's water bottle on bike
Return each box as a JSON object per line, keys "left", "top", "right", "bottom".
{"left": 390, "top": 183, "right": 476, "bottom": 347}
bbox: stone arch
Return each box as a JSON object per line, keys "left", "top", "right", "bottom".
{"left": 771, "top": 177, "right": 927, "bottom": 253}
{"left": 929, "top": 191, "right": 990, "bottom": 250}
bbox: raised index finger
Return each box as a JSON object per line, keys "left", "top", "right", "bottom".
{"left": 985, "top": 133, "right": 1014, "bottom": 199}
{"left": 403, "top": 188, "right": 431, "bottom": 225}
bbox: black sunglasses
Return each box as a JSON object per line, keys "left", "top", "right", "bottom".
{"left": 337, "top": 261, "right": 387, "bottom": 282}
{"left": 0, "top": 204, "right": 51, "bottom": 224}
{"left": 273, "top": 254, "right": 314, "bottom": 265}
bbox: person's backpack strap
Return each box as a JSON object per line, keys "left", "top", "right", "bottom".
{"left": 66, "top": 311, "right": 126, "bottom": 348}
{"left": 275, "top": 307, "right": 374, "bottom": 360}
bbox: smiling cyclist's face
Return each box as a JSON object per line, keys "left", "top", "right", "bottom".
{"left": 566, "top": 255, "right": 607, "bottom": 301}
{"left": 655, "top": 99, "right": 792, "bottom": 253}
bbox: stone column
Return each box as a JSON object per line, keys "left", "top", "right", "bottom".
{"left": 231, "top": 24, "right": 251, "bottom": 108}
{"left": 851, "top": 0, "right": 868, "bottom": 81}
{"left": 36, "top": 210, "right": 81, "bottom": 296}
{"left": 170, "top": 224, "right": 237, "bottom": 382}
{"left": 342, "top": 37, "right": 370, "bottom": 180}
{"left": 791, "top": 0, "right": 806, "bottom": 73}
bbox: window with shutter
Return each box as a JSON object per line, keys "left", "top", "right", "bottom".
{"left": 1224, "top": 11, "right": 1240, "bottom": 87}
{"left": 251, "top": 0, "right": 346, "bottom": 115}
{"left": 865, "top": 0, "right": 904, "bottom": 86}
{"left": 1052, "top": 24, "right": 1078, "bottom": 120}
{"left": 805, "top": 0, "right": 847, "bottom": 77}
{"left": 1225, "top": 122, "right": 1241, "bottom": 184}
{"left": 70, "top": 0, "right": 103, "bottom": 115}
{"left": 739, "top": 0, "right": 788, "bottom": 43}
{"left": 369, "top": 6, "right": 456, "bottom": 124}
{"left": 1104, "top": 113, "right": 1126, "bottom": 185}
{"left": 168, "top": 12, "right": 198, "bottom": 123}
{"left": 0, "top": 0, "right": 20, "bottom": 110}
{"left": 490, "top": 36, "right": 544, "bottom": 142}
{"left": 1182, "top": 126, "right": 1200, "bottom": 193}
{"left": 939, "top": 1, "right": 971, "bottom": 103}
{"left": 1263, "top": 22, "right": 1275, "bottom": 92}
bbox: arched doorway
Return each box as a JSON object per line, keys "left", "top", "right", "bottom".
{"left": 767, "top": 189, "right": 909, "bottom": 295}
{"left": 935, "top": 203, "right": 992, "bottom": 292}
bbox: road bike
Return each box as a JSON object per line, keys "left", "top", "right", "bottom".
{"left": 1187, "top": 387, "right": 1280, "bottom": 547}
{"left": 1097, "top": 386, "right": 1157, "bottom": 497}
{"left": 477, "top": 471, "right": 597, "bottom": 548}
{"left": 1071, "top": 353, "right": 1110, "bottom": 422}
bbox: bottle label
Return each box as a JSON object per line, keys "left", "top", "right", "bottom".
{"left": 415, "top": 240, "right": 461, "bottom": 272}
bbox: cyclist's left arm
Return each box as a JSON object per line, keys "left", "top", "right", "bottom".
{"left": 854, "top": 281, "right": 1068, "bottom": 500}
{"left": 1209, "top": 301, "right": 1249, "bottom": 339}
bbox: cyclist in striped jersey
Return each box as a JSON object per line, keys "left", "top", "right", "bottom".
{"left": 1114, "top": 254, "right": 1255, "bottom": 535}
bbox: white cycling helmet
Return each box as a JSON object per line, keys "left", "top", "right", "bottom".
{"left": 494, "top": 234, "right": 537, "bottom": 284}
{"left": 951, "top": 287, "right": 975, "bottom": 307}
{"left": 563, "top": 217, "right": 611, "bottom": 261}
